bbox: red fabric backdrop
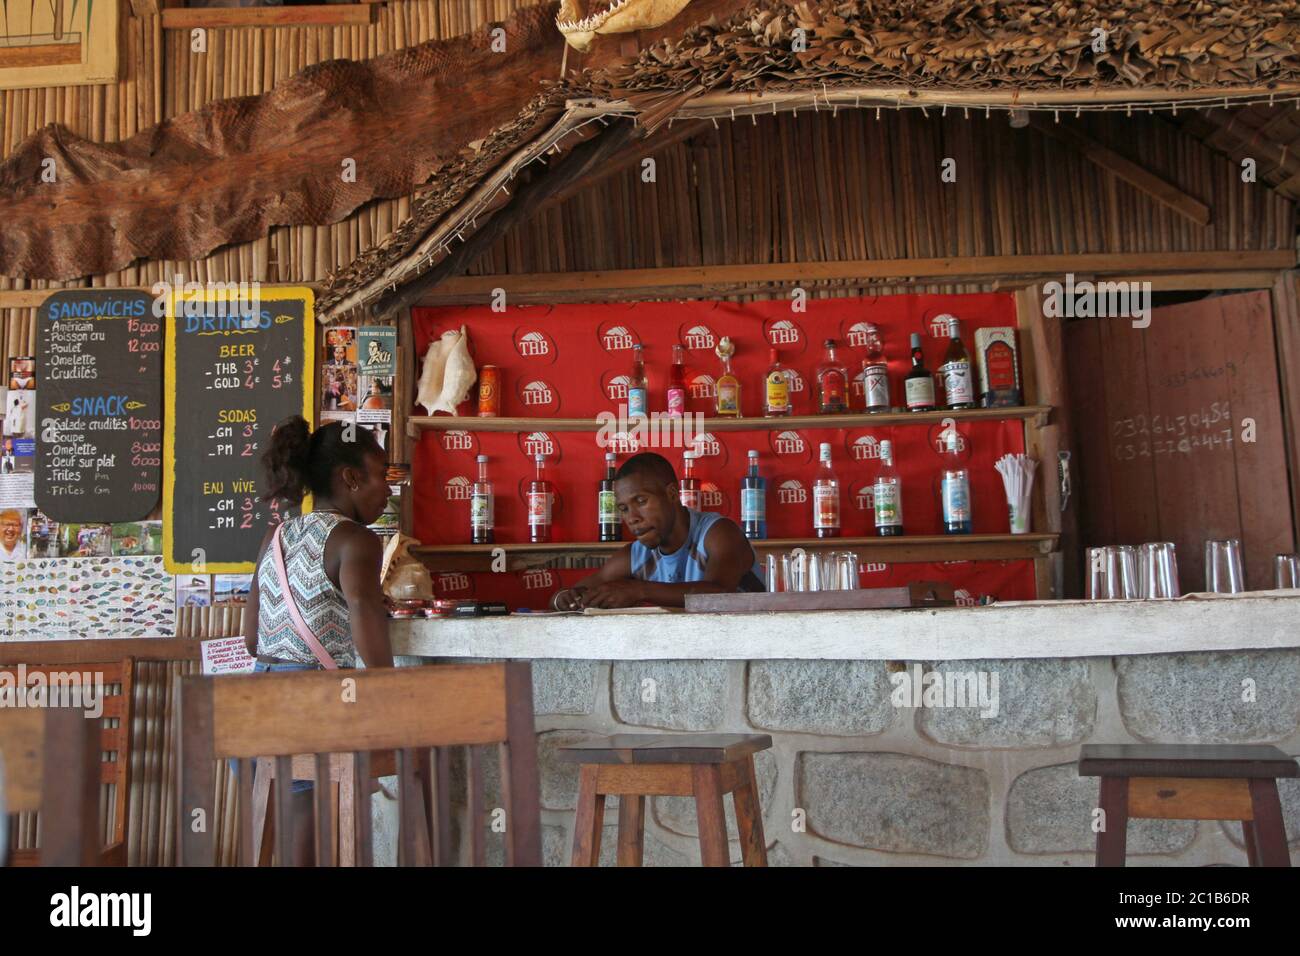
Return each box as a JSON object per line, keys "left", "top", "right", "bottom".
{"left": 412, "top": 293, "right": 1036, "bottom": 607}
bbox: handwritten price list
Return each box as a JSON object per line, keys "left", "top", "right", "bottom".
{"left": 164, "top": 290, "right": 313, "bottom": 572}
{"left": 36, "top": 290, "right": 162, "bottom": 522}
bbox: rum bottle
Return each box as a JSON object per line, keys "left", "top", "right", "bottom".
{"left": 763, "top": 348, "right": 792, "bottom": 417}
{"left": 666, "top": 344, "right": 687, "bottom": 417}
{"left": 873, "top": 439, "right": 903, "bottom": 536}
{"left": 816, "top": 339, "right": 849, "bottom": 414}
{"left": 813, "top": 442, "right": 841, "bottom": 538}
{"left": 741, "top": 450, "right": 767, "bottom": 539}
{"left": 858, "top": 325, "right": 890, "bottom": 413}
{"left": 679, "top": 451, "right": 701, "bottom": 510}
{"left": 939, "top": 317, "right": 975, "bottom": 410}
{"left": 471, "top": 454, "right": 494, "bottom": 544}
{"left": 598, "top": 452, "right": 620, "bottom": 542}
{"left": 627, "top": 344, "right": 648, "bottom": 419}
{"left": 938, "top": 433, "right": 972, "bottom": 534}
{"left": 527, "top": 453, "right": 553, "bottom": 543}
{"left": 905, "top": 332, "right": 937, "bottom": 412}
{"left": 714, "top": 337, "right": 741, "bottom": 418}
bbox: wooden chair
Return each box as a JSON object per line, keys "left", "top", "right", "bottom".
{"left": 176, "top": 662, "right": 542, "bottom": 866}
{"left": 560, "top": 734, "right": 773, "bottom": 867}
{"left": 1079, "top": 744, "right": 1298, "bottom": 867}
{"left": 0, "top": 706, "right": 104, "bottom": 866}
{"left": 0, "top": 659, "right": 133, "bottom": 866}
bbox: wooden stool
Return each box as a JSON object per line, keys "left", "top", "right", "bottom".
{"left": 1078, "top": 744, "right": 1297, "bottom": 867}
{"left": 559, "top": 734, "right": 772, "bottom": 867}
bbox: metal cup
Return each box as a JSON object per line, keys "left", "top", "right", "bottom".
{"left": 1205, "top": 539, "right": 1245, "bottom": 594}
{"left": 1274, "top": 554, "right": 1300, "bottom": 590}
{"left": 1138, "top": 542, "right": 1180, "bottom": 599}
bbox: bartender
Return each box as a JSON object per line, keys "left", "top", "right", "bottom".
{"left": 552, "top": 452, "right": 764, "bottom": 610}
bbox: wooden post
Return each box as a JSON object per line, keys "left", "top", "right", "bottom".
{"left": 1269, "top": 271, "right": 1300, "bottom": 538}
{"left": 1016, "top": 284, "right": 1077, "bottom": 598}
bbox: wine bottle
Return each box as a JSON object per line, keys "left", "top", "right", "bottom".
{"left": 598, "top": 452, "right": 620, "bottom": 542}
{"left": 905, "top": 332, "right": 937, "bottom": 412}
{"left": 741, "top": 450, "right": 767, "bottom": 539}
{"left": 471, "top": 454, "right": 494, "bottom": 544}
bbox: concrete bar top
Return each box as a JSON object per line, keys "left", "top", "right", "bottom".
{"left": 391, "top": 591, "right": 1300, "bottom": 661}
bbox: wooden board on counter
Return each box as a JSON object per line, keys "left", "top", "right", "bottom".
{"left": 685, "top": 582, "right": 956, "bottom": 613}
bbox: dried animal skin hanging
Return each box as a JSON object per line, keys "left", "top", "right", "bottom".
{"left": 430, "top": 326, "right": 478, "bottom": 416}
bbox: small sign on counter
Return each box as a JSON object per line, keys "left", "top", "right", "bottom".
{"left": 200, "top": 636, "right": 257, "bottom": 675}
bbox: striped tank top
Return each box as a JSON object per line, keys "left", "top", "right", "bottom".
{"left": 255, "top": 512, "right": 357, "bottom": 668}
{"left": 629, "top": 508, "right": 765, "bottom": 591}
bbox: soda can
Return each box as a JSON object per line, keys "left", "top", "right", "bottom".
{"left": 478, "top": 365, "right": 501, "bottom": 417}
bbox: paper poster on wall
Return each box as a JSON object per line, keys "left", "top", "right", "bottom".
{"left": 0, "top": 0, "right": 120, "bottom": 91}
{"left": 200, "top": 637, "right": 256, "bottom": 676}
{"left": 0, "top": 555, "right": 175, "bottom": 640}
{"left": 0, "top": 508, "right": 28, "bottom": 561}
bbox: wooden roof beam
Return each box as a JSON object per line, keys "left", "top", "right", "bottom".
{"left": 1030, "top": 117, "right": 1211, "bottom": 226}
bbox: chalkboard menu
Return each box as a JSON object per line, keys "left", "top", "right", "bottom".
{"left": 35, "top": 289, "right": 163, "bottom": 522}
{"left": 163, "top": 288, "right": 314, "bottom": 572}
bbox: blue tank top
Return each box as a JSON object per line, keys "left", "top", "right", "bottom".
{"left": 629, "top": 508, "right": 765, "bottom": 591}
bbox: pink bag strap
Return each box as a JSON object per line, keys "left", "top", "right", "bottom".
{"left": 270, "top": 523, "right": 338, "bottom": 671}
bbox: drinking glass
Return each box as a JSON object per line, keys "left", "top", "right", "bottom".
{"left": 832, "top": 552, "right": 860, "bottom": 591}
{"left": 765, "top": 554, "right": 782, "bottom": 593}
{"left": 784, "top": 550, "right": 808, "bottom": 593}
{"left": 1104, "top": 545, "right": 1140, "bottom": 599}
{"left": 1274, "top": 554, "right": 1300, "bottom": 590}
{"left": 807, "top": 551, "right": 825, "bottom": 592}
{"left": 1085, "top": 546, "right": 1108, "bottom": 599}
{"left": 1204, "top": 539, "right": 1245, "bottom": 594}
{"left": 1138, "top": 542, "right": 1180, "bottom": 599}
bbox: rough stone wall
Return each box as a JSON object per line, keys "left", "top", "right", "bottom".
{"left": 393, "top": 651, "right": 1300, "bottom": 866}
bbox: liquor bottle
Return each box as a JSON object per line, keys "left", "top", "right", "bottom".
{"left": 666, "top": 344, "right": 687, "bottom": 417}
{"left": 938, "top": 433, "right": 972, "bottom": 534}
{"left": 714, "top": 337, "right": 741, "bottom": 418}
{"left": 627, "top": 344, "right": 648, "bottom": 419}
{"left": 598, "top": 452, "right": 620, "bottom": 542}
{"left": 741, "top": 450, "right": 767, "bottom": 539}
{"left": 762, "top": 348, "right": 792, "bottom": 417}
{"left": 873, "top": 439, "right": 903, "bottom": 536}
{"left": 905, "top": 332, "right": 937, "bottom": 412}
{"left": 813, "top": 442, "right": 841, "bottom": 538}
{"left": 471, "top": 454, "right": 494, "bottom": 544}
{"left": 527, "top": 453, "right": 553, "bottom": 544}
{"left": 858, "top": 325, "right": 890, "bottom": 413}
{"left": 939, "top": 316, "right": 975, "bottom": 410}
{"left": 816, "top": 339, "right": 849, "bottom": 414}
{"left": 679, "top": 451, "right": 701, "bottom": 510}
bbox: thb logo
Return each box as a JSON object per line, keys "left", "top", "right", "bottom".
{"left": 688, "top": 372, "right": 716, "bottom": 400}
{"left": 513, "top": 328, "right": 556, "bottom": 360}
{"left": 764, "top": 318, "right": 804, "bottom": 350}
{"left": 681, "top": 324, "right": 717, "bottom": 350}
{"left": 602, "top": 371, "right": 630, "bottom": 402}
{"left": 519, "top": 431, "right": 557, "bottom": 459}
{"left": 853, "top": 483, "right": 875, "bottom": 511}
{"left": 850, "top": 434, "right": 883, "bottom": 461}
{"left": 598, "top": 322, "right": 639, "bottom": 352}
{"left": 440, "top": 430, "right": 476, "bottom": 453}
{"left": 517, "top": 379, "right": 559, "bottom": 414}
{"left": 777, "top": 479, "right": 807, "bottom": 505}
{"left": 437, "top": 572, "right": 472, "bottom": 595}
{"left": 521, "top": 569, "right": 556, "bottom": 590}
{"left": 770, "top": 430, "right": 809, "bottom": 461}
{"left": 700, "top": 482, "right": 728, "bottom": 512}
{"left": 444, "top": 475, "right": 473, "bottom": 500}
{"left": 844, "top": 321, "right": 876, "bottom": 348}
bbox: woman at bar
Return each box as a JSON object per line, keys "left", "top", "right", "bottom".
{"left": 241, "top": 416, "right": 393, "bottom": 863}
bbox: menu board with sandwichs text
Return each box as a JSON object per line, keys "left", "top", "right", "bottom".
{"left": 163, "top": 287, "right": 314, "bottom": 573}
{"left": 35, "top": 289, "right": 163, "bottom": 522}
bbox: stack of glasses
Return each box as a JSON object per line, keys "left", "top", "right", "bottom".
{"left": 766, "top": 550, "right": 860, "bottom": 592}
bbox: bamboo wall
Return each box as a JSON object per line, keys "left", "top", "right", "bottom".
{"left": 469, "top": 108, "right": 1295, "bottom": 292}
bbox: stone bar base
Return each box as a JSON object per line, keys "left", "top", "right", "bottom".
{"left": 384, "top": 650, "right": 1300, "bottom": 866}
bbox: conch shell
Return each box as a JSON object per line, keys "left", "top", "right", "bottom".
{"left": 416, "top": 329, "right": 459, "bottom": 415}
{"left": 556, "top": 0, "right": 694, "bottom": 52}
{"left": 429, "top": 325, "right": 477, "bottom": 416}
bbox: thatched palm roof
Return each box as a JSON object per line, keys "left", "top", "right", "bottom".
{"left": 316, "top": 0, "right": 1300, "bottom": 321}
